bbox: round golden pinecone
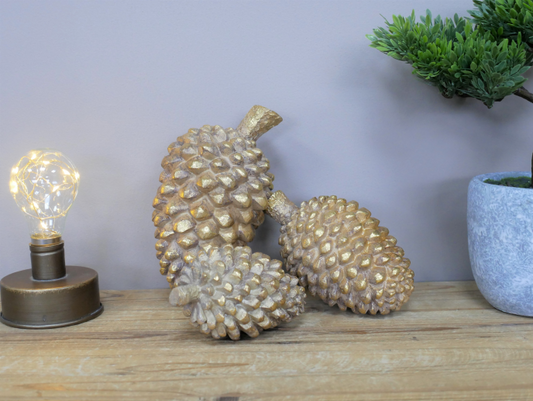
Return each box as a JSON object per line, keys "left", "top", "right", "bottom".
{"left": 267, "top": 191, "right": 414, "bottom": 315}
{"left": 153, "top": 106, "right": 282, "bottom": 287}
{"left": 170, "top": 245, "right": 306, "bottom": 340}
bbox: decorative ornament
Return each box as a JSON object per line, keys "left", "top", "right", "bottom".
{"left": 1, "top": 149, "right": 102, "bottom": 329}
{"left": 267, "top": 191, "right": 414, "bottom": 315}
{"left": 153, "top": 106, "right": 282, "bottom": 287}
{"left": 170, "top": 245, "right": 305, "bottom": 340}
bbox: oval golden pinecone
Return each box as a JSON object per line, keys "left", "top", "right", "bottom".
{"left": 170, "top": 245, "right": 306, "bottom": 340}
{"left": 153, "top": 106, "right": 282, "bottom": 287}
{"left": 268, "top": 191, "right": 414, "bottom": 315}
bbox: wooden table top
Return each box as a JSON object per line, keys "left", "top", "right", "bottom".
{"left": 0, "top": 281, "right": 532, "bottom": 400}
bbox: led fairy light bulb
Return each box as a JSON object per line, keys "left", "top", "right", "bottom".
{"left": 1, "top": 149, "right": 102, "bottom": 329}
{"left": 10, "top": 149, "right": 80, "bottom": 242}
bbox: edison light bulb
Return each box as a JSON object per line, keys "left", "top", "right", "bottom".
{"left": 9, "top": 149, "right": 80, "bottom": 241}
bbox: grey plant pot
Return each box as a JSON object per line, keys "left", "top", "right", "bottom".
{"left": 467, "top": 171, "right": 533, "bottom": 317}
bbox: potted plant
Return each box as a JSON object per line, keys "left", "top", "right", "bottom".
{"left": 367, "top": 0, "right": 533, "bottom": 316}
{"left": 366, "top": 0, "right": 533, "bottom": 108}
{"left": 468, "top": 165, "right": 533, "bottom": 317}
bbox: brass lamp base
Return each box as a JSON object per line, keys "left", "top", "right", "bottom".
{"left": 0, "top": 265, "right": 103, "bottom": 329}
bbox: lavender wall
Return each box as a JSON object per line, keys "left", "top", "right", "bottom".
{"left": 1, "top": 0, "right": 531, "bottom": 289}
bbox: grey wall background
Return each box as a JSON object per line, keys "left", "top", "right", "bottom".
{"left": 1, "top": 0, "right": 531, "bottom": 290}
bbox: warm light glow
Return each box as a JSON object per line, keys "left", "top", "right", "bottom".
{"left": 10, "top": 180, "right": 18, "bottom": 194}
{"left": 10, "top": 149, "right": 80, "bottom": 239}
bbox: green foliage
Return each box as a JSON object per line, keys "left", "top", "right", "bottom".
{"left": 485, "top": 176, "right": 532, "bottom": 187}
{"left": 470, "top": 0, "right": 533, "bottom": 44}
{"left": 367, "top": 1, "right": 533, "bottom": 108}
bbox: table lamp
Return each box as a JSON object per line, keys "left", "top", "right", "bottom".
{"left": 0, "top": 149, "right": 103, "bottom": 329}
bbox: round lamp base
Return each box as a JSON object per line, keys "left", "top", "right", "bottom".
{"left": 0, "top": 266, "right": 103, "bottom": 329}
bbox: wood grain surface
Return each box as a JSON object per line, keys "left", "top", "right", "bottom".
{"left": 0, "top": 281, "right": 532, "bottom": 401}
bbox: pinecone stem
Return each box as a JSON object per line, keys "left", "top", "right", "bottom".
{"left": 267, "top": 190, "right": 298, "bottom": 225}
{"left": 237, "top": 105, "right": 283, "bottom": 141}
{"left": 169, "top": 284, "right": 201, "bottom": 306}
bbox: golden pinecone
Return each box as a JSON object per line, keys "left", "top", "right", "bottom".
{"left": 169, "top": 245, "right": 306, "bottom": 340}
{"left": 267, "top": 191, "right": 414, "bottom": 315}
{"left": 153, "top": 106, "right": 282, "bottom": 287}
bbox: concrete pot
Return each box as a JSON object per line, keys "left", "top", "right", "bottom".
{"left": 467, "top": 171, "right": 533, "bottom": 317}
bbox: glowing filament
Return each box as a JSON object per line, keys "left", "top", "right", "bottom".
{"left": 10, "top": 149, "right": 80, "bottom": 239}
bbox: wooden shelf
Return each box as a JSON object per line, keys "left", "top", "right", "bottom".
{"left": 1, "top": 281, "right": 532, "bottom": 400}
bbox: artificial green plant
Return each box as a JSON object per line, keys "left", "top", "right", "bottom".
{"left": 367, "top": 0, "right": 533, "bottom": 108}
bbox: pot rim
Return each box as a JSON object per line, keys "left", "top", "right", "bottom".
{"left": 472, "top": 171, "right": 533, "bottom": 193}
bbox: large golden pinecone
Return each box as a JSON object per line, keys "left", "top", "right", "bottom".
{"left": 267, "top": 191, "right": 414, "bottom": 315}
{"left": 153, "top": 106, "right": 282, "bottom": 287}
{"left": 170, "top": 245, "right": 306, "bottom": 340}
